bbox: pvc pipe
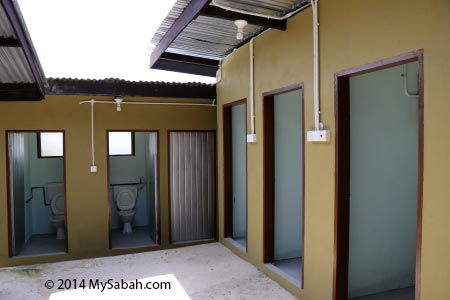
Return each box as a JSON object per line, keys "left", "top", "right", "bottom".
{"left": 250, "top": 38, "right": 255, "bottom": 135}
{"left": 211, "top": 0, "right": 311, "bottom": 20}
{"left": 90, "top": 99, "right": 95, "bottom": 167}
{"left": 403, "top": 64, "right": 419, "bottom": 97}
{"left": 79, "top": 99, "right": 216, "bottom": 107}
{"left": 311, "top": 0, "right": 321, "bottom": 130}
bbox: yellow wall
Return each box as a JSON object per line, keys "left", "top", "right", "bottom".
{"left": 0, "top": 94, "right": 216, "bottom": 267}
{"left": 216, "top": 0, "right": 450, "bottom": 299}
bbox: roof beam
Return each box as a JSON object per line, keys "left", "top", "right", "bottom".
{"left": 150, "top": 0, "right": 212, "bottom": 68}
{"left": 199, "top": 6, "right": 286, "bottom": 30}
{"left": 0, "top": 37, "right": 20, "bottom": 47}
{"left": 153, "top": 53, "right": 219, "bottom": 77}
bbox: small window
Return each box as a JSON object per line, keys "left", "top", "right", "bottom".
{"left": 108, "top": 132, "right": 135, "bottom": 156}
{"left": 38, "top": 132, "right": 64, "bottom": 158}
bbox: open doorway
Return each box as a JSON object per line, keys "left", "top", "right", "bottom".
{"left": 334, "top": 50, "right": 423, "bottom": 300}
{"left": 107, "top": 131, "right": 159, "bottom": 249}
{"left": 7, "top": 131, "right": 67, "bottom": 257}
{"left": 223, "top": 100, "right": 247, "bottom": 251}
{"left": 263, "top": 84, "right": 304, "bottom": 287}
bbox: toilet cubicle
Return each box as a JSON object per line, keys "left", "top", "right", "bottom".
{"left": 107, "top": 131, "right": 159, "bottom": 249}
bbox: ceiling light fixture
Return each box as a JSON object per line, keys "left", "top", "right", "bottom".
{"left": 234, "top": 19, "right": 247, "bottom": 40}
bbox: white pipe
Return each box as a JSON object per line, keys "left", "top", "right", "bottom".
{"left": 250, "top": 38, "right": 255, "bottom": 135}
{"left": 89, "top": 99, "right": 95, "bottom": 167}
{"left": 79, "top": 99, "right": 216, "bottom": 107}
{"left": 211, "top": 0, "right": 311, "bottom": 20}
{"left": 403, "top": 64, "right": 419, "bottom": 97}
{"left": 311, "top": 0, "right": 321, "bottom": 130}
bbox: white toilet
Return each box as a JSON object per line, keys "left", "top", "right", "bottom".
{"left": 47, "top": 182, "right": 65, "bottom": 240}
{"left": 113, "top": 185, "right": 138, "bottom": 234}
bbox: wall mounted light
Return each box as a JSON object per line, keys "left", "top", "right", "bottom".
{"left": 234, "top": 19, "right": 247, "bottom": 40}
{"left": 114, "top": 96, "right": 123, "bottom": 111}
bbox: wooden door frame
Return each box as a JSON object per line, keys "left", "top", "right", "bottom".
{"left": 262, "top": 83, "right": 305, "bottom": 288}
{"left": 106, "top": 129, "right": 161, "bottom": 250}
{"left": 6, "top": 130, "right": 69, "bottom": 257}
{"left": 223, "top": 99, "right": 248, "bottom": 252}
{"left": 333, "top": 49, "right": 424, "bottom": 300}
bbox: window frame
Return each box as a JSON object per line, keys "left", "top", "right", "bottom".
{"left": 108, "top": 131, "right": 136, "bottom": 157}
{"left": 37, "top": 132, "right": 64, "bottom": 159}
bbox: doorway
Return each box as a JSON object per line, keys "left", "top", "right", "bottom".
{"left": 7, "top": 131, "right": 67, "bottom": 257}
{"left": 107, "top": 131, "right": 159, "bottom": 249}
{"left": 334, "top": 50, "right": 424, "bottom": 300}
{"left": 263, "top": 84, "right": 304, "bottom": 287}
{"left": 223, "top": 99, "right": 247, "bottom": 251}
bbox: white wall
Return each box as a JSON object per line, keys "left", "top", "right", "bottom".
{"left": 348, "top": 63, "right": 419, "bottom": 297}
{"left": 28, "top": 133, "right": 64, "bottom": 235}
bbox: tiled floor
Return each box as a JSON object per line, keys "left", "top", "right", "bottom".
{"left": 111, "top": 226, "right": 156, "bottom": 249}
{"left": 349, "top": 287, "right": 415, "bottom": 300}
{"left": 17, "top": 234, "right": 65, "bottom": 257}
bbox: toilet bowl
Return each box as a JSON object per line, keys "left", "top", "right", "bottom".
{"left": 47, "top": 182, "right": 65, "bottom": 240}
{"left": 113, "top": 185, "right": 138, "bottom": 234}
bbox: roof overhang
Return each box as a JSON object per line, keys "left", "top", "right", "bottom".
{"left": 149, "top": 0, "right": 309, "bottom": 77}
{"left": 0, "top": 0, "right": 47, "bottom": 101}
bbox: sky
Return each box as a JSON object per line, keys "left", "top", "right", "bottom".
{"left": 17, "top": 0, "right": 216, "bottom": 84}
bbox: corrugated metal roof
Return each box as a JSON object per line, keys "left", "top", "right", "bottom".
{"left": 0, "top": 2, "right": 39, "bottom": 86}
{"left": 0, "top": 47, "right": 34, "bottom": 83}
{"left": 150, "top": 0, "right": 309, "bottom": 61}
{"left": 46, "top": 78, "right": 216, "bottom": 99}
{"left": 0, "top": 2, "right": 15, "bottom": 37}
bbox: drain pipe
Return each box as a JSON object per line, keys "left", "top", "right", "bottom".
{"left": 306, "top": 0, "right": 330, "bottom": 142}
{"left": 247, "top": 38, "right": 256, "bottom": 143}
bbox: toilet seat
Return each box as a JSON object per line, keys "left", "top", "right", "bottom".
{"left": 51, "top": 193, "right": 65, "bottom": 215}
{"left": 114, "top": 187, "right": 137, "bottom": 211}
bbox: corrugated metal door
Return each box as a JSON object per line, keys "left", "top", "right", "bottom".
{"left": 169, "top": 131, "right": 215, "bottom": 243}
{"left": 9, "top": 132, "right": 26, "bottom": 255}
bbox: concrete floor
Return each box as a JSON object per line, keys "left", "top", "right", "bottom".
{"left": 349, "top": 287, "right": 415, "bottom": 300}
{"left": 111, "top": 226, "right": 156, "bottom": 249}
{"left": 0, "top": 243, "right": 297, "bottom": 300}
{"left": 17, "top": 234, "right": 66, "bottom": 257}
{"left": 273, "top": 258, "right": 302, "bottom": 285}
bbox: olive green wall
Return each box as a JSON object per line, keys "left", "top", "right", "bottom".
{"left": 216, "top": 0, "right": 450, "bottom": 299}
{"left": 0, "top": 94, "right": 216, "bottom": 267}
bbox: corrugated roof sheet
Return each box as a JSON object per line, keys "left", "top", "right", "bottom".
{"left": 150, "top": 0, "right": 309, "bottom": 61}
{"left": 0, "top": 3, "right": 15, "bottom": 37}
{"left": 0, "top": 2, "right": 39, "bottom": 86}
{"left": 46, "top": 77, "right": 216, "bottom": 99}
{"left": 0, "top": 47, "right": 34, "bottom": 83}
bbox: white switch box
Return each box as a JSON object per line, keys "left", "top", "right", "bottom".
{"left": 307, "top": 130, "right": 331, "bottom": 142}
{"left": 90, "top": 165, "right": 97, "bottom": 173}
{"left": 216, "top": 68, "right": 222, "bottom": 83}
{"left": 247, "top": 133, "right": 257, "bottom": 143}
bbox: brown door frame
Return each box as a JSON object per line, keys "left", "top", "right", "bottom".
{"left": 223, "top": 99, "right": 248, "bottom": 251}
{"left": 262, "top": 83, "right": 305, "bottom": 287}
{"left": 167, "top": 130, "right": 217, "bottom": 244}
{"left": 333, "top": 49, "right": 424, "bottom": 300}
{"left": 106, "top": 130, "right": 161, "bottom": 250}
{"left": 6, "top": 130, "right": 69, "bottom": 257}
